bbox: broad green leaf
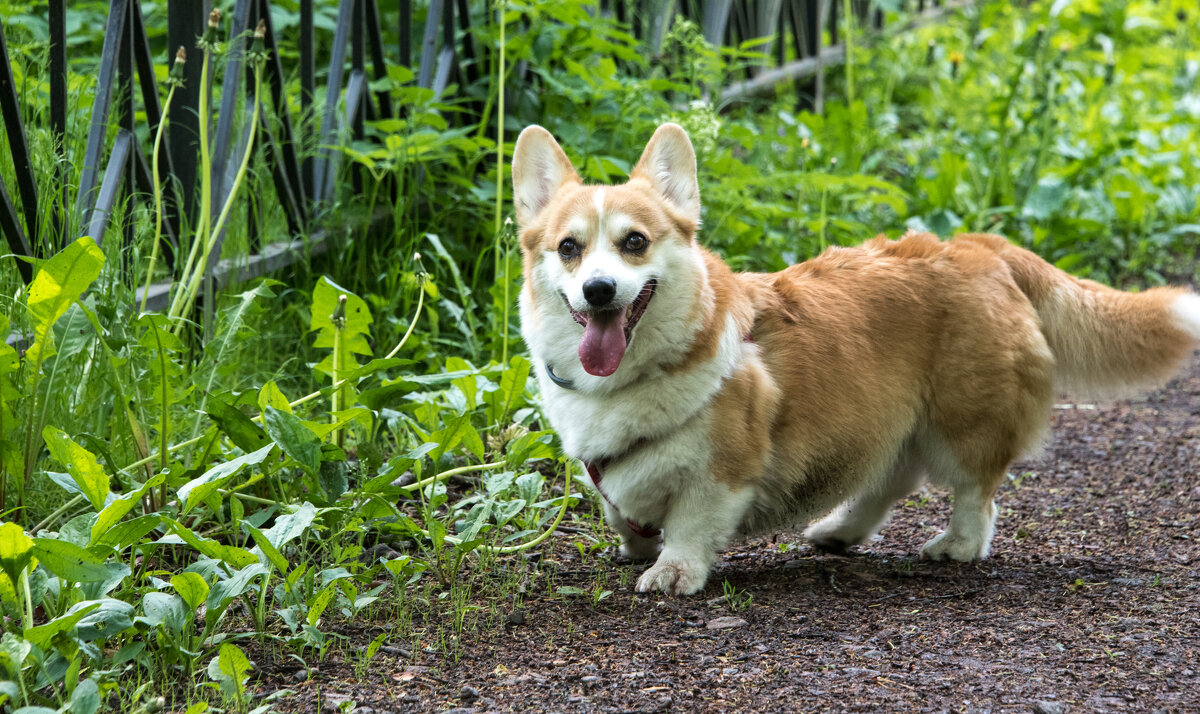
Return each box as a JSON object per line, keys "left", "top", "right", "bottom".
{"left": 67, "top": 677, "right": 100, "bottom": 714}
{"left": 1022, "top": 179, "right": 1070, "bottom": 221}
{"left": 137, "top": 592, "right": 187, "bottom": 633}
{"left": 460, "top": 421, "right": 485, "bottom": 461}
{"left": 165, "top": 520, "right": 258, "bottom": 569}
{"left": 206, "top": 397, "right": 271, "bottom": 453}
{"left": 0, "top": 523, "right": 34, "bottom": 588}
{"left": 0, "top": 680, "right": 20, "bottom": 707}
{"left": 43, "top": 302, "right": 94, "bottom": 375}
{"left": 207, "top": 563, "right": 268, "bottom": 613}
{"left": 91, "top": 473, "right": 165, "bottom": 544}
{"left": 0, "top": 632, "right": 33, "bottom": 676}
{"left": 59, "top": 512, "right": 97, "bottom": 547}
{"left": 93, "top": 514, "right": 162, "bottom": 550}
{"left": 244, "top": 524, "right": 288, "bottom": 574}
{"left": 494, "top": 499, "right": 527, "bottom": 527}
{"left": 430, "top": 413, "right": 471, "bottom": 463}
{"left": 24, "top": 236, "right": 104, "bottom": 371}
{"left": 485, "top": 356, "right": 531, "bottom": 423}
{"left": 299, "top": 408, "right": 371, "bottom": 440}
{"left": 260, "top": 502, "right": 318, "bottom": 550}
{"left": 258, "top": 381, "right": 292, "bottom": 413}
{"left": 30, "top": 538, "right": 113, "bottom": 583}
{"left": 505, "top": 431, "right": 555, "bottom": 467}
{"left": 21, "top": 602, "right": 100, "bottom": 649}
{"left": 171, "top": 572, "right": 210, "bottom": 611}
{"left": 309, "top": 277, "right": 373, "bottom": 354}
{"left": 113, "top": 641, "right": 147, "bottom": 666}
{"left": 70, "top": 598, "right": 134, "bottom": 640}
{"left": 263, "top": 407, "right": 321, "bottom": 475}
{"left": 357, "top": 369, "right": 474, "bottom": 411}
{"left": 177, "top": 444, "right": 273, "bottom": 514}
{"left": 217, "top": 643, "right": 252, "bottom": 699}
{"left": 516, "top": 472, "right": 545, "bottom": 504}
{"left": 134, "top": 312, "right": 185, "bottom": 352}
{"left": 457, "top": 501, "right": 493, "bottom": 542}
{"left": 306, "top": 584, "right": 336, "bottom": 626}
{"left": 42, "top": 427, "right": 109, "bottom": 511}
{"left": 318, "top": 460, "right": 349, "bottom": 501}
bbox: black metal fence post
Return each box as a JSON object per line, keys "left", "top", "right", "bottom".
{"left": 167, "top": 0, "right": 207, "bottom": 225}
{"left": 49, "top": 0, "right": 67, "bottom": 250}
{"left": 0, "top": 18, "right": 37, "bottom": 282}
{"left": 301, "top": 0, "right": 315, "bottom": 202}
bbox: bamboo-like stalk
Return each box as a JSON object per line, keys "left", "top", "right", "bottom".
{"left": 169, "top": 11, "right": 222, "bottom": 322}
{"left": 142, "top": 47, "right": 186, "bottom": 314}
{"left": 171, "top": 51, "right": 266, "bottom": 334}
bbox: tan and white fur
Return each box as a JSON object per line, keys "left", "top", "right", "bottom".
{"left": 512, "top": 122, "right": 1200, "bottom": 596}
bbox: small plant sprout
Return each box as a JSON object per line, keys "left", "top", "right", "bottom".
{"left": 723, "top": 579, "right": 753, "bottom": 612}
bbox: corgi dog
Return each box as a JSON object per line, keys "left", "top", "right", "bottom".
{"left": 511, "top": 123, "right": 1200, "bottom": 596}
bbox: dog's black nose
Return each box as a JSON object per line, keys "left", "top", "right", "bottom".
{"left": 582, "top": 277, "right": 617, "bottom": 307}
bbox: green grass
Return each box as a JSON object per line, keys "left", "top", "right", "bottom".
{"left": 1, "top": 0, "right": 1198, "bottom": 710}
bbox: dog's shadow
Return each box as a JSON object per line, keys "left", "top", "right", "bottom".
{"left": 707, "top": 543, "right": 1170, "bottom": 605}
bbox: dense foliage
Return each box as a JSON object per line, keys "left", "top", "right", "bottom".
{"left": 0, "top": 0, "right": 1196, "bottom": 710}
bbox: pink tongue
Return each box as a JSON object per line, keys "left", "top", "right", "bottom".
{"left": 578, "top": 309, "right": 628, "bottom": 376}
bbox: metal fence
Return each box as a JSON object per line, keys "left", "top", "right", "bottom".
{"left": 0, "top": 0, "right": 946, "bottom": 308}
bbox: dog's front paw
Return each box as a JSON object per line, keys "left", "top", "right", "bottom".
{"left": 635, "top": 557, "right": 710, "bottom": 596}
{"left": 919, "top": 531, "right": 988, "bottom": 562}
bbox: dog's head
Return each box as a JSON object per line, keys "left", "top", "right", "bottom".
{"left": 512, "top": 123, "right": 701, "bottom": 377}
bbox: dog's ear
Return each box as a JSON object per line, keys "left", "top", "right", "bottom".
{"left": 512, "top": 126, "right": 580, "bottom": 227}
{"left": 631, "top": 123, "right": 700, "bottom": 224}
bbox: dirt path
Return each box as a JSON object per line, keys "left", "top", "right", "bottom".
{"left": 255, "top": 358, "right": 1200, "bottom": 713}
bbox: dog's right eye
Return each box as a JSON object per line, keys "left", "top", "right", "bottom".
{"left": 558, "top": 238, "right": 580, "bottom": 260}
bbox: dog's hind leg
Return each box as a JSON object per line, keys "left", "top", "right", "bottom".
{"left": 919, "top": 474, "right": 1001, "bottom": 561}
{"left": 917, "top": 432, "right": 1014, "bottom": 561}
{"left": 804, "top": 450, "right": 923, "bottom": 552}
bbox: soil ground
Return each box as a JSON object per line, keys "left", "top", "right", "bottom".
{"left": 249, "top": 358, "right": 1200, "bottom": 713}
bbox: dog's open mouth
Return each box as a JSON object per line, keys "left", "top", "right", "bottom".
{"left": 566, "top": 280, "right": 657, "bottom": 377}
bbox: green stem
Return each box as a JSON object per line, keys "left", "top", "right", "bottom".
{"left": 171, "top": 61, "right": 265, "bottom": 334}
{"left": 501, "top": 239, "right": 510, "bottom": 366}
{"left": 142, "top": 85, "right": 177, "bottom": 313}
{"left": 169, "top": 45, "right": 215, "bottom": 321}
{"left": 494, "top": 0, "right": 506, "bottom": 242}
{"left": 149, "top": 320, "right": 171, "bottom": 509}
{"left": 843, "top": 0, "right": 855, "bottom": 104}
{"left": 399, "top": 460, "right": 505, "bottom": 494}
{"left": 31, "top": 495, "right": 83, "bottom": 534}
{"left": 495, "top": 1, "right": 509, "bottom": 367}
{"left": 331, "top": 295, "right": 346, "bottom": 448}
{"left": 20, "top": 568, "right": 33, "bottom": 631}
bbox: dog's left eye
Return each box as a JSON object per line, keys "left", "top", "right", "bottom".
{"left": 622, "top": 232, "right": 648, "bottom": 253}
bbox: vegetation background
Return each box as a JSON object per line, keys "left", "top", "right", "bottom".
{"left": 0, "top": 0, "right": 1196, "bottom": 711}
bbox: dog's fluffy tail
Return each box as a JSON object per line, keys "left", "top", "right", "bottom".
{"left": 962, "top": 233, "right": 1200, "bottom": 398}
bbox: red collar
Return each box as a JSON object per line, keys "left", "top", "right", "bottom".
{"left": 584, "top": 459, "right": 661, "bottom": 539}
